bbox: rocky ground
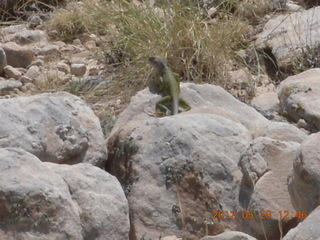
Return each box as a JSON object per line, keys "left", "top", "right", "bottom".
{"left": 1, "top": 1, "right": 320, "bottom": 240}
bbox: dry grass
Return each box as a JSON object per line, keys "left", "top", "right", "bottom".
{"left": 46, "top": 0, "right": 273, "bottom": 102}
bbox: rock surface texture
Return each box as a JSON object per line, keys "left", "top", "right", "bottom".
{"left": 0, "top": 92, "right": 107, "bottom": 166}
{"left": 256, "top": 6, "right": 320, "bottom": 71}
{"left": 106, "top": 83, "right": 309, "bottom": 239}
{"left": 0, "top": 148, "right": 129, "bottom": 240}
{"left": 2, "top": 1, "right": 320, "bottom": 239}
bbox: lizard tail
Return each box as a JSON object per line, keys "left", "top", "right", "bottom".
{"left": 172, "top": 97, "right": 179, "bottom": 115}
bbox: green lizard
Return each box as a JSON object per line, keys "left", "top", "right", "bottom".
{"left": 148, "top": 57, "right": 191, "bottom": 115}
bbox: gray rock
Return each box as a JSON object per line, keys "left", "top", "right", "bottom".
{"left": 0, "top": 79, "right": 22, "bottom": 95}
{"left": 106, "top": 83, "right": 268, "bottom": 239}
{"left": 21, "top": 82, "right": 38, "bottom": 92}
{"left": 27, "top": 59, "right": 44, "bottom": 68}
{"left": 46, "top": 162, "right": 130, "bottom": 239}
{"left": 0, "top": 148, "right": 82, "bottom": 240}
{"left": 251, "top": 92, "right": 280, "bottom": 120}
{"left": 201, "top": 231, "right": 257, "bottom": 240}
{"left": 56, "top": 61, "right": 70, "bottom": 74}
{"left": 39, "top": 45, "right": 61, "bottom": 58}
{"left": 3, "top": 65, "right": 23, "bottom": 79}
{"left": 0, "top": 147, "right": 129, "bottom": 240}
{"left": 0, "top": 42, "right": 35, "bottom": 68}
{"left": 24, "top": 65, "right": 40, "bottom": 81}
{"left": 256, "top": 6, "right": 320, "bottom": 70}
{"left": 70, "top": 63, "right": 87, "bottom": 76}
{"left": 239, "top": 137, "right": 301, "bottom": 239}
{"left": 277, "top": 68, "right": 320, "bottom": 132}
{"left": 3, "top": 29, "right": 47, "bottom": 44}
{"left": 0, "top": 92, "right": 107, "bottom": 166}
{"left": 261, "top": 121, "right": 307, "bottom": 143}
{"left": 0, "top": 48, "right": 7, "bottom": 76}
{"left": 282, "top": 206, "right": 320, "bottom": 240}
{"left": 288, "top": 132, "right": 320, "bottom": 213}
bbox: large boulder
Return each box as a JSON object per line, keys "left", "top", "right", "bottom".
{"left": 0, "top": 147, "right": 129, "bottom": 240}
{"left": 106, "top": 83, "right": 270, "bottom": 239}
{"left": 0, "top": 92, "right": 107, "bottom": 166}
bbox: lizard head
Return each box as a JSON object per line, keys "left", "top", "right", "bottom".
{"left": 149, "top": 57, "right": 167, "bottom": 72}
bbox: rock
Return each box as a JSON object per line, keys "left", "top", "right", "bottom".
{"left": 0, "top": 79, "right": 22, "bottom": 95}
{"left": 201, "top": 231, "right": 257, "bottom": 240}
{"left": 21, "top": 82, "right": 38, "bottom": 92}
{"left": 20, "top": 76, "right": 33, "bottom": 84}
{"left": 277, "top": 68, "right": 320, "bottom": 132}
{"left": 56, "top": 61, "right": 70, "bottom": 74}
{"left": 0, "top": 147, "right": 129, "bottom": 240}
{"left": 207, "top": 7, "right": 218, "bottom": 18}
{"left": 256, "top": 6, "right": 320, "bottom": 71}
{"left": 73, "top": 39, "right": 82, "bottom": 45}
{"left": 3, "top": 29, "right": 47, "bottom": 44}
{"left": 83, "top": 40, "right": 97, "bottom": 50}
{"left": 261, "top": 121, "right": 307, "bottom": 143}
{"left": 228, "top": 68, "right": 253, "bottom": 90}
{"left": 0, "top": 48, "right": 7, "bottom": 76}
{"left": 89, "top": 66, "right": 99, "bottom": 76}
{"left": 251, "top": 92, "right": 280, "bottom": 120}
{"left": 162, "top": 236, "right": 182, "bottom": 240}
{"left": 282, "top": 206, "right": 320, "bottom": 240}
{"left": 24, "top": 65, "right": 40, "bottom": 81}
{"left": 0, "top": 42, "right": 35, "bottom": 68}
{"left": 46, "top": 162, "right": 130, "bottom": 239}
{"left": 39, "top": 45, "right": 61, "bottom": 58}
{"left": 0, "top": 92, "right": 107, "bottom": 166}
{"left": 238, "top": 137, "right": 301, "bottom": 239}
{"left": 286, "top": 0, "right": 303, "bottom": 11}
{"left": 0, "top": 24, "right": 28, "bottom": 35}
{"left": 288, "top": 132, "right": 320, "bottom": 213}
{"left": 27, "top": 59, "right": 44, "bottom": 68}
{"left": 70, "top": 63, "right": 87, "bottom": 76}
{"left": 3, "top": 65, "right": 23, "bottom": 79}
{"left": 106, "top": 83, "right": 269, "bottom": 239}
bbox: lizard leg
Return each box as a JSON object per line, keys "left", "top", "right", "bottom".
{"left": 156, "top": 96, "right": 172, "bottom": 115}
{"left": 179, "top": 98, "right": 191, "bottom": 112}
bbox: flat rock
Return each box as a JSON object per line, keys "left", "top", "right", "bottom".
{"left": 0, "top": 79, "right": 22, "bottom": 95}
{"left": 0, "top": 147, "right": 129, "bottom": 240}
{"left": 256, "top": 6, "right": 320, "bottom": 70}
{"left": 3, "top": 29, "right": 47, "bottom": 44}
{"left": 0, "top": 92, "right": 107, "bottom": 166}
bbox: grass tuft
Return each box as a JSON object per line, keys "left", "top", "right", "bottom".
{"left": 47, "top": 0, "right": 270, "bottom": 101}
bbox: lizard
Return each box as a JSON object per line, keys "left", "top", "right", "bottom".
{"left": 148, "top": 56, "right": 191, "bottom": 115}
